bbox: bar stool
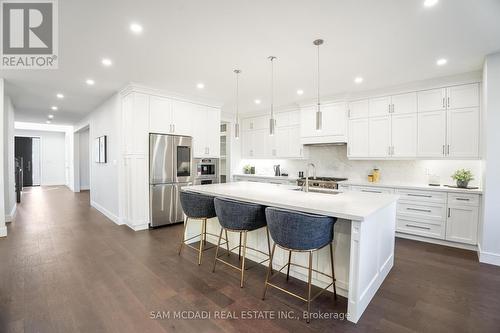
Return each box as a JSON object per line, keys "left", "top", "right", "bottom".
{"left": 212, "top": 197, "right": 272, "bottom": 288}
{"left": 178, "top": 191, "right": 229, "bottom": 265}
{"left": 262, "top": 207, "right": 337, "bottom": 323}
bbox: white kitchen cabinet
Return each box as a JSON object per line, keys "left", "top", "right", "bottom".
{"left": 391, "top": 92, "right": 417, "bottom": 114}
{"left": 417, "top": 110, "right": 447, "bottom": 157}
{"left": 149, "top": 96, "right": 172, "bottom": 134}
{"left": 417, "top": 88, "right": 446, "bottom": 112}
{"left": 447, "top": 83, "right": 479, "bottom": 109}
{"left": 447, "top": 108, "right": 479, "bottom": 158}
{"left": 369, "top": 96, "right": 391, "bottom": 117}
{"left": 347, "top": 118, "right": 369, "bottom": 157}
{"left": 300, "top": 103, "right": 347, "bottom": 144}
{"left": 348, "top": 99, "right": 369, "bottom": 119}
{"left": 192, "top": 105, "right": 220, "bottom": 158}
{"left": 171, "top": 100, "right": 194, "bottom": 135}
{"left": 242, "top": 130, "right": 254, "bottom": 157}
{"left": 446, "top": 206, "right": 478, "bottom": 245}
{"left": 274, "top": 126, "right": 302, "bottom": 158}
{"left": 391, "top": 113, "right": 417, "bottom": 157}
{"left": 369, "top": 116, "right": 391, "bottom": 158}
{"left": 243, "top": 115, "right": 268, "bottom": 131}
{"left": 123, "top": 93, "right": 150, "bottom": 155}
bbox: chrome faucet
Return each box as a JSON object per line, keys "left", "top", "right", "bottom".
{"left": 304, "top": 163, "right": 316, "bottom": 192}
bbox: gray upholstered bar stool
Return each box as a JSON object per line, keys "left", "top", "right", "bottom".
{"left": 262, "top": 207, "right": 337, "bottom": 323}
{"left": 178, "top": 191, "right": 229, "bottom": 265}
{"left": 212, "top": 197, "right": 272, "bottom": 288}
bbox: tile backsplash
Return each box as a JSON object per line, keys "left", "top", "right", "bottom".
{"left": 236, "top": 145, "right": 482, "bottom": 187}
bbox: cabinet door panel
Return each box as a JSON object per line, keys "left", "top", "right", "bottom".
{"left": 392, "top": 113, "right": 417, "bottom": 157}
{"left": 348, "top": 118, "right": 369, "bottom": 157}
{"left": 417, "top": 88, "right": 446, "bottom": 112}
{"left": 446, "top": 206, "right": 478, "bottom": 245}
{"left": 447, "top": 108, "right": 479, "bottom": 158}
{"left": 369, "top": 116, "right": 391, "bottom": 157}
{"left": 322, "top": 103, "right": 347, "bottom": 137}
{"left": 242, "top": 130, "right": 254, "bottom": 157}
{"left": 288, "top": 125, "right": 303, "bottom": 157}
{"left": 171, "top": 100, "right": 193, "bottom": 135}
{"left": 191, "top": 104, "right": 208, "bottom": 157}
{"left": 253, "top": 129, "right": 268, "bottom": 158}
{"left": 348, "top": 99, "right": 369, "bottom": 119}
{"left": 369, "top": 96, "right": 390, "bottom": 117}
{"left": 417, "top": 111, "right": 446, "bottom": 157}
{"left": 149, "top": 96, "right": 172, "bottom": 134}
{"left": 300, "top": 106, "right": 317, "bottom": 138}
{"left": 391, "top": 92, "right": 417, "bottom": 114}
{"left": 448, "top": 83, "right": 479, "bottom": 109}
{"left": 205, "top": 107, "right": 221, "bottom": 157}
{"left": 275, "top": 127, "right": 289, "bottom": 157}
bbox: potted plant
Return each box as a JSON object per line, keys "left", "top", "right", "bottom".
{"left": 451, "top": 169, "right": 474, "bottom": 188}
{"left": 243, "top": 165, "right": 252, "bottom": 175}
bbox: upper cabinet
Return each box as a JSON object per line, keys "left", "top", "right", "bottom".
{"left": 149, "top": 96, "right": 194, "bottom": 136}
{"left": 347, "top": 82, "right": 481, "bottom": 160}
{"left": 191, "top": 105, "right": 220, "bottom": 158}
{"left": 300, "top": 102, "right": 347, "bottom": 144}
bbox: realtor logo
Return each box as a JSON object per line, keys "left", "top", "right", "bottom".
{"left": 1, "top": 0, "right": 58, "bottom": 69}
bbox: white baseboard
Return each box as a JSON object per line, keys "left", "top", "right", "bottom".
{"left": 127, "top": 223, "right": 149, "bottom": 231}
{"left": 90, "top": 200, "right": 122, "bottom": 225}
{"left": 396, "top": 232, "right": 478, "bottom": 251}
{"left": 5, "top": 204, "right": 17, "bottom": 223}
{"left": 478, "top": 243, "right": 500, "bottom": 266}
{"left": 0, "top": 225, "right": 7, "bottom": 237}
{"left": 80, "top": 186, "right": 90, "bottom": 191}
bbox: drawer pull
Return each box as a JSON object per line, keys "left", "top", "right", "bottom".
{"left": 362, "top": 190, "right": 382, "bottom": 193}
{"left": 405, "top": 224, "right": 431, "bottom": 230}
{"left": 406, "top": 207, "right": 432, "bottom": 213}
{"left": 455, "top": 198, "right": 470, "bottom": 201}
{"left": 407, "top": 194, "right": 432, "bottom": 198}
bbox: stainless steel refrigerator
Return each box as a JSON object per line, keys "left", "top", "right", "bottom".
{"left": 149, "top": 133, "right": 193, "bottom": 227}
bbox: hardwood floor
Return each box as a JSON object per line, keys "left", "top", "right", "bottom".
{"left": 1, "top": 186, "right": 499, "bottom": 332}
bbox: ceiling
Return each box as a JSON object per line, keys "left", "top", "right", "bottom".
{"left": 3, "top": 0, "right": 500, "bottom": 125}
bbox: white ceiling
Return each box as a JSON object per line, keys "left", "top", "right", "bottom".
{"left": 3, "top": 0, "right": 500, "bottom": 124}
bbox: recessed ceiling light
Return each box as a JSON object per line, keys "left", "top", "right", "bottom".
{"left": 86, "top": 79, "right": 95, "bottom": 85}
{"left": 130, "top": 23, "right": 143, "bottom": 34}
{"left": 101, "top": 58, "right": 112, "bottom": 66}
{"left": 354, "top": 77, "right": 364, "bottom": 84}
{"left": 436, "top": 58, "right": 447, "bottom": 66}
{"left": 296, "top": 89, "right": 304, "bottom": 95}
{"left": 51, "top": 106, "right": 58, "bottom": 111}
{"left": 46, "top": 120, "right": 51, "bottom": 124}
{"left": 254, "top": 99, "right": 261, "bottom": 105}
{"left": 196, "top": 83, "right": 205, "bottom": 89}
{"left": 424, "top": 0, "right": 438, "bottom": 7}
{"left": 56, "top": 93, "right": 64, "bottom": 99}
{"left": 48, "top": 114, "right": 54, "bottom": 119}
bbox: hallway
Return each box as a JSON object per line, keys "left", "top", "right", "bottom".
{"left": 1, "top": 187, "right": 500, "bottom": 333}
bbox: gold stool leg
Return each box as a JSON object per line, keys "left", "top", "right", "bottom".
{"left": 240, "top": 230, "right": 248, "bottom": 288}
{"left": 266, "top": 227, "right": 273, "bottom": 273}
{"left": 212, "top": 228, "right": 223, "bottom": 272}
{"left": 286, "top": 250, "right": 292, "bottom": 281}
{"left": 330, "top": 242, "right": 337, "bottom": 299}
{"left": 178, "top": 217, "right": 188, "bottom": 255}
{"left": 225, "top": 229, "right": 230, "bottom": 256}
{"left": 203, "top": 219, "right": 207, "bottom": 246}
{"left": 238, "top": 232, "right": 242, "bottom": 261}
{"left": 306, "top": 251, "right": 313, "bottom": 323}
{"left": 262, "top": 243, "right": 276, "bottom": 300}
{"left": 198, "top": 218, "right": 206, "bottom": 265}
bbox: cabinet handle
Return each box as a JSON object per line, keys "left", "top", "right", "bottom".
{"left": 447, "top": 97, "right": 450, "bottom": 108}
{"left": 448, "top": 208, "right": 451, "bottom": 218}
{"left": 447, "top": 144, "right": 450, "bottom": 155}
{"left": 442, "top": 145, "right": 445, "bottom": 156}
{"left": 391, "top": 104, "right": 395, "bottom": 113}
{"left": 406, "top": 207, "right": 432, "bottom": 213}
{"left": 405, "top": 224, "right": 431, "bottom": 230}
{"left": 442, "top": 97, "right": 446, "bottom": 109}
{"left": 456, "top": 198, "right": 470, "bottom": 201}
{"left": 391, "top": 146, "right": 395, "bottom": 155}
{"left": 407, "top": 194, "right": 432, "bottom": 198}
{"left": 348, "top": 109, "right": 351, "bottom": 118}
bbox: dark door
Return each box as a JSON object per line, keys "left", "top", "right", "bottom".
{"left": 15, "top": 137, "right": 33, "bottom": 187}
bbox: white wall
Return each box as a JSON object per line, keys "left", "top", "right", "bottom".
{"left": 79, "top": 128, "right": 90, "bottom": 190}
{"left": 479, "top": 52, "right": 500, "bottom": 266}
{"left": 4, "top": 95, "right": 16, "bottom": 222}
{"left": 237, "top": 145, "right": 483, "bottom": 187}
{"left": 15, "top": 129, "right": 66, "bottom": 186}
{"left": 0, "top": 79, "right": 6, "bottom": 237}
{"left": 86, "top": 93, "right": 121, "bottom": 223}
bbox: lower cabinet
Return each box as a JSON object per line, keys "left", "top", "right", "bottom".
{"left": 445, "top": 195, "right": 479, "bottom": 245}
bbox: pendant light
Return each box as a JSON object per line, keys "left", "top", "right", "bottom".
{"left": 268, "top": 56, "right": 277, "bottom": 136}
{"left": 233, "top": 69, "right": 241, "bottom": 139}
{"left": 313, "top": 39, "right": 324, "bottom": 131}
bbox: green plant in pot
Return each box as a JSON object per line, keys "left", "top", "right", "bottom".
{"left": 243, "top": 165, "right": 252, "bottom": 175}
{"left": 451, "top": 169, "right": 474, "bottom": 188}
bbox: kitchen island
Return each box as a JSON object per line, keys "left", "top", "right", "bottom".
{"left": 183, "top": 182, "right": 399, "bottom": 323}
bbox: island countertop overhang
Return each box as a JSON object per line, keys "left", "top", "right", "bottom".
{"left": 183, "top": 182, "right": 399, "bottom": 221}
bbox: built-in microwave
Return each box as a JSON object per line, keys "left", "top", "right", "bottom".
{"left": 194, "top": 158, "right": 219, "bottom": 184}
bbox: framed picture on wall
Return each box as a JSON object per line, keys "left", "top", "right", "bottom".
{"left": 94, "top": 135, "right": 107, "bottom": 163}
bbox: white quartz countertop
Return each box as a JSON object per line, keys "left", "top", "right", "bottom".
{"left": 184, "top": 182, "right": 399, "bottom": 221}
{"left": 338, "top": 180, "right": 483, "bottom": 194}
{"left": 233, "top": 174, "right": 298, "bottom": 181}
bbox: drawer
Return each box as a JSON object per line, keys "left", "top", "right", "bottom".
{"left": 351, "top": 186, "right": 394, "bottom": 194}
{"left": 397, "top": 217, "right": 445, "bottom": 240}
{"left": 395, "top": 189, "right": 446, "bottom": 204}
{"left": 397, "top": 202, "right": 447, "bottom": 221}
{"left": 448, "top": 193, "right": 480, "bottom": 207}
